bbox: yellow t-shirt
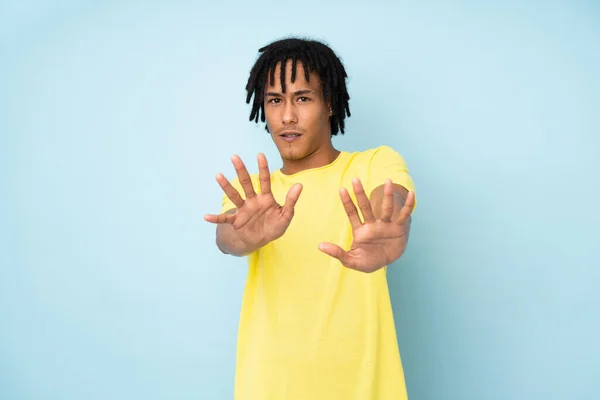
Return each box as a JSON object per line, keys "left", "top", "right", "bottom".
{"left": 220, "top": 146, "right": 416, "bottom": 400}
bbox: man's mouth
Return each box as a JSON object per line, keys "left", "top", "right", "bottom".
{"left": 279, "top": 132, "right": 303, "bottom": 142}
{"left": 279, "top": 132, "right": 302, "bottom": 138}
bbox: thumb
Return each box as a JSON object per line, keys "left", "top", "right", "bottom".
{"left": 318, "top": 242, "right": 348, "bottom": 264}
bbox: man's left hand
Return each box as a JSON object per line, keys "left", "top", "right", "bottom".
{"left": 318, "top": 178, "right": 415, "bottom": 273}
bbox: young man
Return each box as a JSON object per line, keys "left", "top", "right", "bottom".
{"left": 204, "top": 38, "right": 416, "bottom": 400}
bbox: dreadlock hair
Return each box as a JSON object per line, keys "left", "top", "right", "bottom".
{"left": 245, "top": 37, "right": 351, "bottom": 136}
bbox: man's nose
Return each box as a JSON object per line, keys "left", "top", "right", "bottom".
{"left": 282, "top": 102, "right": 298, "bottom": 124}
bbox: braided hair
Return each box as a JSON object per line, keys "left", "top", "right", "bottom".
{"left": 245, "top": 37, "right": 351, "bottom": 136}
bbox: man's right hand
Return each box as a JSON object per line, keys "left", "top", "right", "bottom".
{"left": 204, "top": 153, "right": 303, "bottom": 254}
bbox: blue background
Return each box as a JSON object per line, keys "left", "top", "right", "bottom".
{"left": 1, "top": 1, "right": 598, "bottom": 399}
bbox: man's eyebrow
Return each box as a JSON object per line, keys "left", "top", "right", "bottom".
{"left": 293, "top": 90, "right": 316, "bottom": 96}
{"left": 264, "top": 90, "right": 316, "bottom": 97}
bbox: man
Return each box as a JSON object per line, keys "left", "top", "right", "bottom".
{"left": 204, "top": 37, "right": 416, "bottom": 400}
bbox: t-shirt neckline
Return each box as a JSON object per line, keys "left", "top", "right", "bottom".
{"left": 275, "top": 151, "right": 348, "bottom": 178}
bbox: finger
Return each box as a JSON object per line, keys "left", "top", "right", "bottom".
{"left": 395, "top": 191, "right": 416, "bottom": 225}
{"left": 318, "top": 242, "right": 349, "bottom": 265}
{"left": 352, "top": 178, "right": 375, "bottom": 223}
{"left": 204, "top": 213, "right": 235, "bottom": 224}
{"left": 216, "top": 173, "right": 245, "bottom": 208}
{"left": 339, "top": 187, "right": 362, "bottom": 229}
{"left": 281, "top": 183, "right": 303, "bottom": 220}
{"left": 231, "top": 155, "right": 257, "bottom": 199}
{"left": 257, "top": 153, "right": 271, "bottom": 195}
{"left": 381, "top": 179, "right": 394, "bottom": 222}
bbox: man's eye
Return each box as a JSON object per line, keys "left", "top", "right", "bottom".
{"left": 268, "top": 98, "right": 281, "bottom": 104}
{"left": 298, "top": 97, "right": 310, "bottom": 102}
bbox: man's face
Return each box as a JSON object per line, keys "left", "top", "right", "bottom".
{"left": 264, "top": 60, "right": 331, "bottom": 161}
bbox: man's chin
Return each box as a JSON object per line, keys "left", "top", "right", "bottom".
{"left": 278, "top": 146, "right": 306, "bottom": 161}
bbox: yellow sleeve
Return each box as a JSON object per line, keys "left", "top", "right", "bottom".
{"left": 367, "top": 145, "right": 417, "bottom": 210}
{"left": 220, "top": 174, "right": 261, "bottom": 214}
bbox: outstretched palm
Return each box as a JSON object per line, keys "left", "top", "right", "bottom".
{"left": 204, "top": 153, "right": 303, "bottom": 249}
{"left": 318, "top": 178, "right": 415, "bottom": 273}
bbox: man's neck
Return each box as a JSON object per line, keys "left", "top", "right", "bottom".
{"left": 280, "top": 145, "right": 341, "bottom": 176}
